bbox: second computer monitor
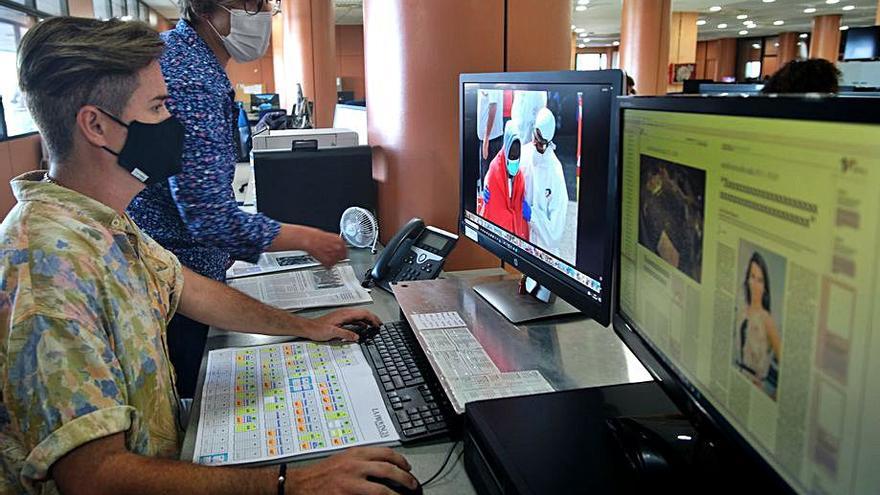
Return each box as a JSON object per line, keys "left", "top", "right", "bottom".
{"left": 459, "top": 70, "right": 623, "bottom": 325}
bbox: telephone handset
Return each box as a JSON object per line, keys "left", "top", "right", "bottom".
{"left": 362, "top": 217, "right": 459, "bottom": 292}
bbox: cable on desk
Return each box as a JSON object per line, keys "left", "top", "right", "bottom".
{"left": 421, "top": 440, "right": 462, "bottom": 487}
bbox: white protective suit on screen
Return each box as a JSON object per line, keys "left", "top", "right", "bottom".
{"left": 523, "top": 107, "right": 568, "bottom": 256}
{"left": 511, "top": 90, "right": 548, "bottom": 144}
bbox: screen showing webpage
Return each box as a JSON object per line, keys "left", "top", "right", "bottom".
{"left": 619, "top": 108, "right": 880, "bottom": 494}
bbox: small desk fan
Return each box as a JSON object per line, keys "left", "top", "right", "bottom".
{"left": 340, "top": 206, "right": 379, "bottom": 254}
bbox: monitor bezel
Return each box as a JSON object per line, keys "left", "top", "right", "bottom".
{"left": 613, "top": 95, "right": 880, "bottom": 494}
{"left": 458, "top": 70, "right": 625, "bottom": 326}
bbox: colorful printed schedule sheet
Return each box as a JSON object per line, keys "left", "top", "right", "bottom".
{"left": 194, "top": 341, "right": 399, "bottom": 466}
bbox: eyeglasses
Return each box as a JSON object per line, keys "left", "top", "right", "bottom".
{"left": 243, "top": 0, "right": 281, "bottom": 15}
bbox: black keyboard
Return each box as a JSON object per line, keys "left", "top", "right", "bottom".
{"left": 360, "top": 320, "right": 456, "bottom": 442}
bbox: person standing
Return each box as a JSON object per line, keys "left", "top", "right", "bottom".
{"left": 127, "top": 0, "right": 348, "bottom": 398}
{"left": 477, "top": 88, "right": 503, "bottom": 193}
{"left": 478, "top": 121, "right": 531, "bottom": 240}
{"left": 522, "top": 108, "right": 568, "bottom": 256}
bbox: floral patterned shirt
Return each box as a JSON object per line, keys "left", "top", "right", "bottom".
{"left": 0, "top": 172, "right": 183, "bottom": 494}
{"left": 127, "top": 19, "right": 281, "bottom": 282}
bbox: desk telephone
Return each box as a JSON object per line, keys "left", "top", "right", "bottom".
{"left": 362, "top": 218, "right": 458, "bottom": 292}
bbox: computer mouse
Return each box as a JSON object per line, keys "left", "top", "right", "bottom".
{"left": 366, "top": 476, "right": 423, "bottom": 495}
{"left": 341, "top": 323, "right": 379, "bottom": 341}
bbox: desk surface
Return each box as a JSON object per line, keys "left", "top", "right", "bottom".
{"left": 181, "top": 250, "right": 652, "bottom": 493}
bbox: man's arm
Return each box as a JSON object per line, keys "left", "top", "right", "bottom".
{"left": 52, "top": 433, "right": 416, "bottom": 495}
{"left": 176, "top": 267, "right": 380, "bottom": 342}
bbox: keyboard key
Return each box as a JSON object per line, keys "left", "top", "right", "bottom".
{"left": 383, "top": 382, "right": 394, "bottom": 392}
{"left": 405, "top": 378, "right": 424, "bottom": 387}
{"left": 395, "top": 411, "right": 409, "bottom": 423}
{"left": 392, "top": 377, "right": 405, "bottom": 389}
{"left": 427, "top": 421, "right": 446, "bottom": 432}
{"left": 407, "top": 407, "right": 419, "bottom": 415}
{"left": 412, "top": 420, "right": 424, "bottom": 427}
{"left": 424, "top": 417, "right": 436, "bottom": 424}
{"left": 418, "top": 406, "right": 429, "bottom": 412}
{"left": 400, "top": 421, "right": 413, "bottom": 430}
{"left": 392, "top": 402, "right": 404, "bottom": 410}
{"left": 404, "top": 426, "right": 428, "bottom": 437}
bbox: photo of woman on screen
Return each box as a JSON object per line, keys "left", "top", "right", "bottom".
{"left": 735, "top": 251, "right": 783, "bottom": 400}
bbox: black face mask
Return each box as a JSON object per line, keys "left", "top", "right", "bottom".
{"left": 97, "top": 107, "right": 185, "bottom": 186}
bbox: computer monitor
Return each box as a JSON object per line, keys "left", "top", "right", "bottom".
{"left": 333, "top": 104, "right": 368, "bottom": 145}
{"left": 250, "top": 93, "right": 280, "bottom": 112}
{"left": 614, "top": 95, "right": 880, "bottom": 494}
{"left": 459, "top": 70, "right": 624, "bottom": 325}
{"left": 843, "top": 26, "right": 880, "bottom": 61}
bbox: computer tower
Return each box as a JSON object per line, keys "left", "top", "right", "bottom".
{"left": 252, "top": 146, "right": 376, "bottom": 234}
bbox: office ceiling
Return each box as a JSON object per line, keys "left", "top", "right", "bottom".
{"left": 573, "top": 0, "right": 878, "bottom": 47}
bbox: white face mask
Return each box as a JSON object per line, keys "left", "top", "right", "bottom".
{"left": 209, "top": 7, "right": 272, "bottom": 62}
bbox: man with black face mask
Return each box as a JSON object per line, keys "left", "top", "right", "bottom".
{"left": 0, "top": 17, "right": 417, "bottom": 495}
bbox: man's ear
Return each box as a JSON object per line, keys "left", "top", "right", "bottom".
{"left": 76, "top": 105, "right": 113, "bottom": 149}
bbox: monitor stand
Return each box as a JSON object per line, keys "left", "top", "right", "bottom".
{"left": 472, "top": 278, "right": 580, "bottom": 324}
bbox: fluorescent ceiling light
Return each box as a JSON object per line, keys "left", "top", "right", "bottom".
{"left": 799, "top": 33, "right": 809, "bottom": 38}
{"left": 612, "top": 40, "right": 620, "bottom": 46}
{"left": 842, "top": 4, "right": 854, "bottom": 9}
{"left": 739, "top": 29, "right": 749, "bottom": 35}
{"left": 840, "top": 25, "right": 849, "bottom": 30}
{"left": 578, "top": 0, "right": 590, "bottom": 4}
{"left": 826, "top": 0, "right": 840, "bottom": 4}
{"left": 575, "top": 5, "right": 587, "bottom": 11}
{"left": 736, "top": 14, "right": 748, "bottom": 19}
{"left": 696, "top": 19, "right": 707, "bottom": 25}
{"left": 575, "top": 28, "right": 585, "bottom": 33}
{"left": 804, "top": 7, "right": 817, "bottom": 13}
{"left": 709, "top": 6, "right": 722, "bottom": 12}
{"left": 717, "top": 23, "right": 728, "bottom": 28}
{"left": 773, "top": 20, "right": 784, "bottom": 25}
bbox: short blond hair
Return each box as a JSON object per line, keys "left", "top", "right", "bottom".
{"left": 17, "top": 17, "right": 164, "bottom": 161}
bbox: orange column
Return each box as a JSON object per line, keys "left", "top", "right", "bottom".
{"left": 68, "top": 0, "right": 94, "bottom": 18}
{"left": 668, "top": 12, "right": 698, "bottom": 93}
{"left": 810, "top": 15, "right": 842, "bottom": 62}
{"left": 276, "top": 0, "right": 337, "bottom": 126}
{"left": 620, "top": 0, "right": 672, "bottom": 95}
{"left": 363, "top": 0, "right": 570, "bottom": 270}
{"left": 777, "top": 32, "right": 799, "bottom": 67}
{"left": 876, "top": 0, "right": 880, "bottom": 25}
{"left": 506, "top": 0, "right": 572, "bottom": 71}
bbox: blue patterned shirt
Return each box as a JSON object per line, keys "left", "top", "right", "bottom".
{"left": 128, "top": 20, "right": 281, "bottom": 281}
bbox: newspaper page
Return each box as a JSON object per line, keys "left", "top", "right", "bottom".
{"left": 193, "top": 341, "right": 399, "bottom": 466}
{"left": 226, "top": 250, "right": 322, "bottom": 279}
{"left": 228, "top": 265, "right": 372, "bottom": 311}
{"left": 618, "top": 109, "right": 880, "bottom": 495}
{"left": 418, "top": 326, "right": 554, "bottom": 413}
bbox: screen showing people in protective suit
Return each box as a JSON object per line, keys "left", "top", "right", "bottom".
{"left": 461, "top": 82, "right": 615, "bottom": 299}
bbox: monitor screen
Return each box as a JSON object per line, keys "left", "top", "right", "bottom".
{"left": 459, "top": 71, "right": 622, "bottom": 324}
{"left": 250, "top": 93, "right": 280, "bottom": 112}
{"left": 333, "top": 104, "right": 368, "bottom": 145}
{"left": 844, "top": 26, "right": 880, "bottom": 61}
{"left": 617, "top": 98, "right": 880, "bottom": 494}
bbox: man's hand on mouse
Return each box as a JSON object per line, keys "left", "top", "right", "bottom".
{"left": 285, "top": 446, "right": 418, "bottom": 495}
{"left": 303, "top": 308, "right": 382, "bottom": 342}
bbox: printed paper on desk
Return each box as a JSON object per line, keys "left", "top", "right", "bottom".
{"left": 228, "top": 264, "right": 371, "bottom": 311}
{"left": 193, "top": 341, "right": 399, "bottom": 466}
{"left": 226, "top": 250, "right": 324, "bottom": 279}
{"left": 410, "top": 311, "right": 467, "bottom": 331}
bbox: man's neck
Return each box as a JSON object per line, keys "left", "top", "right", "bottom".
{"left": 194, "top": 19, "right": 231, "bottom": 67}
{"left": 49, "top": 161, "right": 143, "bottom": 215}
